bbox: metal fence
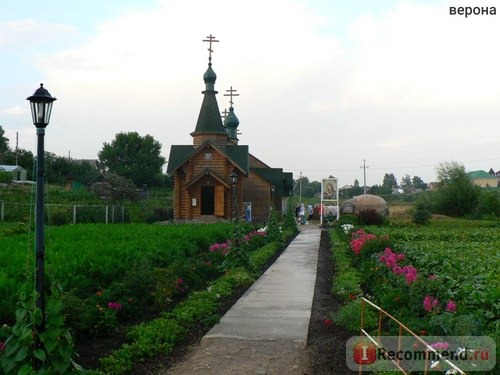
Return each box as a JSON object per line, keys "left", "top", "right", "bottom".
{"left": 0, "top": 201, "right": 173, "bottom": 224}
{"left": 358, "top": 297, "right": 466, "bottom": 374}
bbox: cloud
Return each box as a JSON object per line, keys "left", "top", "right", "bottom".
{"left": 342, "top": 2, "right": 500, "bottom": 110}
{"left": 0, "top": 19, "right": 78, "bottom": 49}
{"left": 3, "top": 105, "right": 29, "bottom": 115}
{"left": 12, "top": 0, "right": 499, "bottom": 184}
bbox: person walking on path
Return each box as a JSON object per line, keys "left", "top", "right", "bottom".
{"left": 299, "top": 203, "right": 306, "bottom": 224}
{"left": 307, "top": 203, "right": 313, "bottom": 222}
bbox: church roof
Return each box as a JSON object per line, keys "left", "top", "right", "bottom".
{"left": 190, "top": 53, "right": 226, "bottom": 136}
{"left": 166, "top": 143, "right": 249, "bottom": 175}
{"left": 190, "top": 80, "right": 227, "bottom": 136}
{"left": 251, "top": 168, "right": 293, "bottom": 196}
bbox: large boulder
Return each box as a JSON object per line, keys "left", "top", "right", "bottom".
{"left": 341, "top": 194, "right": 389, "bottom": 216}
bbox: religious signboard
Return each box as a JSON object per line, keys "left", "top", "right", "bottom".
{"left": 320, "top": 177, "right": 339, "bottom": 225}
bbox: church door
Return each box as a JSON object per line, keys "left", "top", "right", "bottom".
{"left": 201, "top": 186, "right": 215, "bottom": 215}
{"left": 214, "top": 185, "right": 224, "bottom": 216}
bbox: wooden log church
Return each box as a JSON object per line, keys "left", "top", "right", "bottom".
{"left": 167, "top": 35, "right": 292, "bottom": 223}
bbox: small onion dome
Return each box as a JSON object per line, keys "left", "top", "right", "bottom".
{"left": 225, "top": 107, "right": 239, "bottom": 129}
{"left": 203, "top": 65, "right": 217, "bottom": 84}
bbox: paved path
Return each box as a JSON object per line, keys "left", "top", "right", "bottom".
{"left": 164, "top": 224, "right": 321, "bottom": 374}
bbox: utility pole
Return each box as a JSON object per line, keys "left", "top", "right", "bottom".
{"left": 15, "top": 132, "right": 19, "bottom": 166}
{"left": 360, "top": 159, "right": 369, "bottom": 194}
{"left": 299, "top": 171, "right": 302, "bottom": 205}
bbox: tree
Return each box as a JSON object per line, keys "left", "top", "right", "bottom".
{"left": 382, "top": 173, "right": 397, "bottom": 194}
{"left": 98, "top": 132, "right": 166, "bottom": 187}
{"left": 45, "top": 153, "right": 99, "bottom": 185}
{"left": 352, "top": 179, "right": 363, "bottom": 195}
{"left": 434, "top": 161, "right": 480, "bottom": 217}
{"left": 1, "top": 148, "right": 35, "bottom": 179}
{"left": 0, "top": 125, "right": 10, "bottom": 156}
{"left": 401, "top": 174, "right": 413, "bottom": 193}
{"left": 412, "top": 176, "right": 427, "bottom": 190}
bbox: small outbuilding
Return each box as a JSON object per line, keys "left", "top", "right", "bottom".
{"left": 0, "top": 165, "right": 27, "bottom": 181}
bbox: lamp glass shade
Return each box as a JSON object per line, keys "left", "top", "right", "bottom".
{"left": 27, "top": 84, "right": 56, "bottom": 128}
{"left": 229, "top": 171, "right": 238, "bottom": 185}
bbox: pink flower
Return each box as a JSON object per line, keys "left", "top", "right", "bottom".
{"left": 349, "top": 230, "right": 376, "bottom": 255}
{"left": 393, "top": 266, "right": 404, "bottom": 274}
{"left": 107, "top": 301, "right": 123, "bottom": 311}
{"left": 402, "top": 265, "right": 418, "bottom": 285}
{"left": 427, "top": 274, "right": 437, "bottom": 280}
{"left": 430, "top": 341, "right": 449, "bottom": 350}
{"left": 379, "top": 248, "right": 399, "bottom": 268}
{"left": 176, "top": 278, "right": 184, "bottom": 285}
{"left": 445, "top": 300, "right": 457, "bottom": 313}
{"left": 0, "top": 341, "right": 5, "bottom": 351}
{"left": 423, "top": 295, "right": 439, "bottom": 312}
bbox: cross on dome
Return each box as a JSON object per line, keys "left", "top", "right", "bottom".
{"left": 202, "top": 34, "right": 219, "bottom": 66}
{"left": 224, "top": 86, "right": 239, "bottom": 107}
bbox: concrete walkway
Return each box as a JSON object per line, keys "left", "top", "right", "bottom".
{"left": 164, "top": 224, "right": 321, "bottom": 374}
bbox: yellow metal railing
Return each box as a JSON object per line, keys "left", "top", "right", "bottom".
{"left": 359, "top": 297, "right": 467, "bottom": 375}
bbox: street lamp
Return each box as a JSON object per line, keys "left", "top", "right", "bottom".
{"left": 27, "top": 83, "right": 56, "bottom": 331}
{"left": 229, "top": 171, "right": 238, "bottom": 222}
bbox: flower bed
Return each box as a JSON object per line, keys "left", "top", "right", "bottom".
{"left": 331, "top": 222, "right": 499, "bottom": 338}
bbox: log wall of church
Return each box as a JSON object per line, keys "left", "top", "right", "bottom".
{"left": 243, "top": 171, "right": 271, "bottom": 223}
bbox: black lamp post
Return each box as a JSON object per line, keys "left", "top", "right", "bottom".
{"left": 27, "top": 83, "right": 56, "bottom": 331}
{"left": 229, "top": 171, "right": 238, "bottom": 223}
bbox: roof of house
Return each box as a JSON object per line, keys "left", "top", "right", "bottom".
{"left": 467, "top": 170, "right": 497, "bottom": 179}
{"left": 0, "top": 165, "right": 26, "bottom": 172}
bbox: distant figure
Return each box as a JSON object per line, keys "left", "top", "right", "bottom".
{"left": 295, "top": 203, "right": 300, "bottom": 220}
{"left": 245, "top": 203, "right": 252, "bottom": 222}
{"left": 299, "top": 203, "right": 306, "bottom": 224}
{"left": 307, "top": 203, "right": 314, "bottom": 221}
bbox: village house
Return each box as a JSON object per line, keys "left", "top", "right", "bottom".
{"left": 467, "top": 169, "right": 500, "bottom": 188}
{"left": 167, "top": 36, "right": 292, "bottom": 223}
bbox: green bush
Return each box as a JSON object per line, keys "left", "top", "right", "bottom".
{"left": 331, "top": 270, "right": 362, "bottom": 301}
{"left": 412, "top": 203, "right": 431, "bottom": 225}
{"left": 282, "top": 200, "right": 298, "bottom": 234}
{"left": 357, "top": 208, "right": 384, "bottom": 225}
{"left": 0, "top": 172, "right": 11, "bottom": 183}
{"left": 266, "top": 209, "right": 282, "bottom": 243}
{"left": 334, "top": 299, "right": 378, "bottom": 332}
{"left": 474, "top": 190, "right": 500, "bottom": 218}
{"left": 1, "top": 290, "right": 82, "bottom": 374}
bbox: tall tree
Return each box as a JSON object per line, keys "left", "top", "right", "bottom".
{"left": 0, "top": 125, "right": 10, "bottom": 155}
{"left": 401, "top": 174, "right": 413, "bottom": 193}
{"left": 434, "top": 161, "right": 479, "bottom": 217}
{"left": 98, "top": 132, "right": 166, "bottom": 187}
{"left": 382, "top": 173, "right": 397, "bottom": 194}
{"left": 412, "top": 176, "right": 427, "bottom": 190}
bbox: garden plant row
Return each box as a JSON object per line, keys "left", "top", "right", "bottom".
{"left": 0, "top": 207, "right": 297, "bottom": 374}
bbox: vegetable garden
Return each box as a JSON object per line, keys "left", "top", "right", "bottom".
{"left": 0, "top": 217, "right": 295, "bottom": 373}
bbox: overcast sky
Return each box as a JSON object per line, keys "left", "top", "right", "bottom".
{"left": 1, "top": 0, "right": 498, "bottom": 186}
